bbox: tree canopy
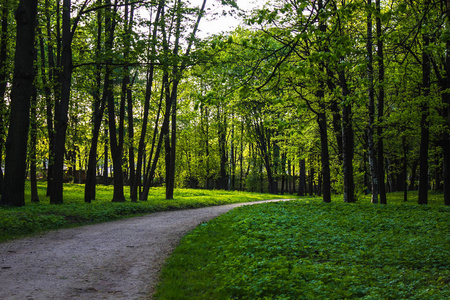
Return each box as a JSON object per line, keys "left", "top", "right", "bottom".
{"left": 0, "top": 0, "right": 448, "bottom": 206}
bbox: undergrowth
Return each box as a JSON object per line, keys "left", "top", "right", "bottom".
{"left": 155, "top": 197, "right": 450, "bottom": 299}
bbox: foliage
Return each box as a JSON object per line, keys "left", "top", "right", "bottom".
{"left": 155, "top": 196, "right": 450, "bottom": 299}
{"left": 0, "top": 181, "right": 291, "bottom": 242}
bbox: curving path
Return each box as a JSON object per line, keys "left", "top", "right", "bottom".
{"left": 0, "top": 199, "right": 293, "bottom": 300}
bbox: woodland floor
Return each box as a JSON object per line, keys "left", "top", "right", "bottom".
{"left": 0, "top": 199, "right": 292, "bottom": 300}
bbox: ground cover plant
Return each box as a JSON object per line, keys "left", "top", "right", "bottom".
{"left": 0, "top": 181, "right": 291, "bottom": 242}
{"left": 155, "top": 193, "right": 450, "bottom": 299}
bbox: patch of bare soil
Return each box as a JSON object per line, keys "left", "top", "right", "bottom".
{"left": 0, "top": 199, "right": 292, "bottom": 299}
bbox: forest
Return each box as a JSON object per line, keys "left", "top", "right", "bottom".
{"left": 0, "top": 0, "right": 449, "bottom": 207}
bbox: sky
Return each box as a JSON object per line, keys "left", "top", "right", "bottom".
{"left": 193, "top": 0, "right": 266, "bottom": 37}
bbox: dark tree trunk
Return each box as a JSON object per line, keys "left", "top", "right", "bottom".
{"left": 317, "top": 110, "right": 331, "bottom": 202}
{"left": 376, "top": 0, "right": 386, "bottom": 204}
{"left": 84, "top": 0, "right": 104, "bottom": 203}
{"left": 309, "top": 165, "right": 314, "bottom": 196}
{"left": 132, "top": 1, "right": 163, "bottom": 201}
{"left": 367, "top": 0, "right": 378, "bottom": 204}
{"left": 418, "top": 26, "right": 430, "bottom": 205}
{"left": 140, "top": 75, "right": 170, "bottom": 201}
{"left": 317, "top": 0, "right": 331, "bottom": 203}
{"left": 122, "top": 1, "right": 135, "bottom": 200}
{"left": 165, "top": 80, "right": 179, "bottom": 200}
{"left": 218, "top": 108, "right": 228, "bottom": 190}
{"left": 103, "top": 125, "right": 109, "bottom": 185}
{"left": 50, "top": 0, "right": 72, "bottom": 204}
{"left": 1, "top": 0, "right": 38, "bottom": 206}
{"left": 104, "top": 1, "right": 125, "bottom": 203}
{"left": 339, "top": 69, "right": 355, "bottom": 203}
{"left": 43, "top": 0, "right": 56, "bottom": 197}
{"left": 240, "top": 121, "right": 244, "bottom": 191}
{"left": 254, "top": 121, "right": 277, "bottom": 194}
{"left": 30, "top": 60, "right": 39, "bottom": 203}
{"left": 402, "top": 136, "right": 408, "bottom": 202}
{"left": 298, "top": 158, "right": 306, "bottom": 196}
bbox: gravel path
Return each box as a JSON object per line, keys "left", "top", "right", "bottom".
{"left": 0, "top": 199, "right": 292, "bottom": 300}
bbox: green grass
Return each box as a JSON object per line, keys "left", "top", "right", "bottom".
{"left": 155, "top": 193, "right": 450, "bottom": 300}
{"left": 0, "top": 181, "right": 292, "bottom": 242}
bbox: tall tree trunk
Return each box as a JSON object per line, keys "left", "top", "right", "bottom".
{"left": 376, "top": 0, "right": 386, "bottom": 204}
{"left": 298, "top": 158, "right": 306, "bottom": 196}
{"left": 104, "top": 0, "right": 125, "bottom": 202}
{"left": 84, "top": 0, "right": 104, "bottom": 203}
{"left": 339, "top": 70, "right": 355, "bottom": 203}
{"left": 132, "top": 1, "right": 163, "bottom": 201}
{"left": 418, "top": 18, "right": 430, "bottom": 205}
{"left": 43, "top": 0, "right": 56, "bottom": 197}
{"left": 218, "top": 107, "right": 228, "bottom": 190}
{"left": 50, "top": 0, "right": 72, "bottom": 204}
{"left": 1, "top": 0, "right": 38, "bottom": 206}
{"left": 402, "top": 136, "right": 408, "bottom": 202}
{"left": 367, "top": 0, "right": 378, "bottom": 204}
{"left": 122, "top": 1, "right": 135, "bottom": 200}
{"left": 30, "top": 52, "right": 39, "bottom": 203}
{"left": 317, "top": 0, "right": 331, "bottom": 203}
{"left": 103, "top": 125, "right": 109, "bottom": 185}
{"left": 140, "top": 75, "right": 170, "bottom": 201}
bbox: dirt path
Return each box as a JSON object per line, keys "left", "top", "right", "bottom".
{"left": 0, "top": 199, "right": 292, "bottom": 300}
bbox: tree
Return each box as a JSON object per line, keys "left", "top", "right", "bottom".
{"left": 50, "top": 0, "right": 89, "bottom": 204}
{"left": 1, "top": 0, "right": 38, "bottom": 206}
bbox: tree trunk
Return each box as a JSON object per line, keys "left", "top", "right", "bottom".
{"left": 50, "top": 0, "right": 73, "bottom": 204}
{"left": 218, "top": 108, "right": 228, "bottom": 190}
{"left": 84, "top": 0, "right": 104, "bottom": 203}
{"left": 30, "top": 58, "right": 39, "bottom": 203}
{"left": 104, "top": 0, "right": 125, "bottom": 202}
{"left": 103, "top": 125, "right": 109, "bottom": 185}
{"left": 418, "top": 24, "right": 430, "bottom": 205}
{"left": 43, "top": 0, "right": 56, "bottom": 197}
{"left": 298, "top": 158, "right": 306, "bottom": 196}
{"left": 376, "top": 0, "right": 387, "bottom": 204}
{"left": 367, "top": 0, "right": 378, "bottom": 204}
{"left": 1, "top": 0, "right": 38, "bottom": 206}
{"left": 122, "top": 1, "right": 135, "bottom": 200}
{"left": 317, "top": 0, "right": 331, "bottom": 203}
{"left": 132, "top": 1, "right": 163, "bottom": 201}
{"left": 339, "top": 70, "right": 355, "bottom": 203}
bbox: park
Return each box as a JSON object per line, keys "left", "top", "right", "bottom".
{"left": 1, "top": 0, "right": 449, "bottom": 298}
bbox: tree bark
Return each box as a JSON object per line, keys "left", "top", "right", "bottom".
{"left": 30, "top": 70, "right": 39, "bottom": 203}
{"left": 1, "top": 0, "right": 38, "bottom": 206}
{"left": 339, "top": 70, "right": 355, "bottom": 203}
{"left": 104, "top": 0, "right": 125, "bottom": 202}
{"left": 367, "top": 0, "right": 378, "bottom": 204}
{"left": 84, "top": 0, "right": 104, "bottom": 203}
{"left": 298, "top": 158, "right": 306, "bottom": 196}
{"left": 376, "top": 0, "right": 387, "bottom": 204}
{"left": 418, "top": 22, "right": 430, "bottom": 205}
{"left": 217, "top": 107, "right": 228, "bottom": 190}
{"left": 50, "top": 0, "right": 89, "bottom": 204}
{"left": 132, "top": 1, "right": 163, "bottom": 201}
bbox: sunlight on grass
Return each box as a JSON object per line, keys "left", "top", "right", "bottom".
{"left": 1, "top": 181, "right": 292, "bottom": 242}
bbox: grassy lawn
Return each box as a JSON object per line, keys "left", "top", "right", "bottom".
{"left": 0, "top": 181, "right": 292, "bottom": 242}
{"left": 155, "top": 192, "right": 450, "bottom": 299}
